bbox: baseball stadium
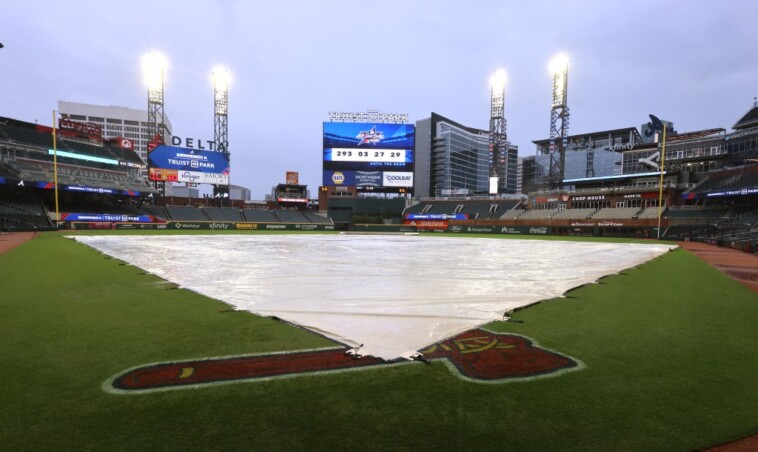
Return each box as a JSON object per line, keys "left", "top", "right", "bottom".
{"left": 2, "top": 54, "right": 758, "bottom": 450}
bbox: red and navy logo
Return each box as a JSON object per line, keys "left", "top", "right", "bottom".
{"left": 105, "top": 329, "right": 581, "bottom": 393}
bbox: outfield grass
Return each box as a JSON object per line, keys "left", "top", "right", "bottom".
{"left": 1, "top": 231, "right": 757, "bottom": 451}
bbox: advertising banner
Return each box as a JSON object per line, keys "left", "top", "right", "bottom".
{"left": 383, "top": 172, "right": 413, "bottom": 187}
{"left": 406, "top": 213, "right": 468, "bottom": 220}
{"left": 446, "top": 225, "right": 553, "bottom": 235}
{"left": 148, "top": 145, "right": 230, "bottom": 185}
{"left": 355, "top": 171, "right": 383, "bottom": 187}
{"left": 323, "top": 122, "right": 415, "bottom": 192}
{"left": 323, "top": 170, "right": 355, "bottom": 186}
{"left": 323, "top": 122, "right": 414, "bottom": 150}
{"left": 177, "top": 170, "right": 230, "bottom": 185}
{"left": 64, "top": 185, "right": 142, "bottom": 197}
{"left": 61, "top": 213, "right": 153, "bottom": 223}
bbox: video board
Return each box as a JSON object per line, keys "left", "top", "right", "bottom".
{"left": 322, "top": 122, "right": 414, "bottom": 191}
{"left": 148, "top": 144, "right": 230, "bottom": 185}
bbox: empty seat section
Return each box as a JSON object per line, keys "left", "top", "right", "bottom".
{"left": 202, "top": 207, "right": 242, "bottom": 221}
{"left": 165, "top": 206, "right": 210, "bottom": 221}
{"left": 242, "top": 209, "right": 278, "bottom": 222}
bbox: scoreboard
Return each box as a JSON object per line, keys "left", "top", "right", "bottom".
{"left": 322, "top": 122, "right": 414, "bottom": 192}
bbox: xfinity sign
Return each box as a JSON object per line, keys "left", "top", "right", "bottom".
{"left": 383, "top": 172, "right": 413, "bottom": 187}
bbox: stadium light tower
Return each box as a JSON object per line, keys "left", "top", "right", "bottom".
{"left": 489, "top": 69, "right": 507, "bottom": 195}
{"left": 547, "top": 53, "right": 570, "bottom": 190}
{"left": 212, "top": 66, "right": 230, "bottom": 204}
{"left": 143, "top": 51, "right": 167, "bottom": 142}
{"left": 212, "top": 66, "right": 229, "bottom": 153}
{"left": 144, "top": 51, "right": 167, "bottom": 199}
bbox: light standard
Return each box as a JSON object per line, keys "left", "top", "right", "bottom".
{"left": 547, "top": 53, "right": 570, "bottom": 189}
{"left": 143, "top": 51, "right": 167, "bottom": 199}
{"left": 489, "top": 69, "right": 507, "bottom": 195}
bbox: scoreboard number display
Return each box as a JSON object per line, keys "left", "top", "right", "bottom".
{"left": 330, "top": 148, "right": 407, "bottom": 163}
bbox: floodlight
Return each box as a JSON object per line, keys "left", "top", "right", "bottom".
{"left": 212, "top": 66, "right": 230, "bottom": 94}
{"left": 549, "top": 53, "right": 569, "bottom": 75}
{"left": 143, "top": 51, "right": 167, "bottom": 91}
{"left": 490, "top": 69, "right": 507, "bottom": 94}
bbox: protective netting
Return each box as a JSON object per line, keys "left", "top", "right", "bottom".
{"left": 71, "top": 234, "right": 674, "bottom": 359}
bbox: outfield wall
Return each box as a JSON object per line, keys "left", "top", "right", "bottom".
{"left": 68, "top": 221, "right": 654, "bottom": 238}
{"left": 69, "top": 222, "right": 335, "bottom": 231}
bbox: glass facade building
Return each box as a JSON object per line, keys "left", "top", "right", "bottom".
{"left": 415, "top": 113, "right": 517, "bottom": 197}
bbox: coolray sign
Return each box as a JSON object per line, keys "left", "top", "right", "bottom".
{"left": 265, "top": 224, "right": 287, "bottom": 230}
{"left": 148, "top": 145, "right": 230, "bottom": 185}
{"left": 383, "top": 172, "right": 413, "bottom": 187}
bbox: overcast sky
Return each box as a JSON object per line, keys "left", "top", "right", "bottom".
{"left": 1, "top": 0, "right": 756, "bottom": 198}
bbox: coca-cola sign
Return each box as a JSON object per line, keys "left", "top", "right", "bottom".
{"left": 59, "top": 115, "right": 102, "bottom": 138}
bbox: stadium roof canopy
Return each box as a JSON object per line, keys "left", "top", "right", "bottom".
{"left": 733, "top": 104, "right": 758, "bottom": 130}
{"left": 532, "top": 126, "right": 642, "bottom": 147}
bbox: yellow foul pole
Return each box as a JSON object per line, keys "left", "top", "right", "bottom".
{"left": 52, "top": 110, "right": 59, "bottom": 228}
{"left": 656, "top": 124, "right": 667, "bottom": 239}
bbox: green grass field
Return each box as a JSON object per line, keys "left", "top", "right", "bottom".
{"left": 1, "top": 231, "right": 757, "bottom": 451}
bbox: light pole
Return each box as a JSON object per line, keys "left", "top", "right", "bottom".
{"left": 212, "top": 66, "right": 230, "bottom": 203}
{"left": 489, "top": 69, "right": 507, "bottom": 195}
{"left": 143, "top": 51, "right": 167, "bottom": 199}
{"left": 547, "top": 53, "right": 570, "bottom": 190}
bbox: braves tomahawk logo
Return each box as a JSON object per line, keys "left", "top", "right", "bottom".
{"left": 104, "top": 329, "right": 581, "bottom": 393}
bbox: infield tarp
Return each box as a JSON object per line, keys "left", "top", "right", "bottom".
{"left": 71, "top": 235, "right": 674, "bottom": 360}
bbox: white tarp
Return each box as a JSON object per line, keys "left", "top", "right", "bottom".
{"left": 71, "top": 235, "right": 673, "bottom": 359}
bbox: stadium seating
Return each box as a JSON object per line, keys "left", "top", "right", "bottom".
{"left": 403, "top": 203, "right": 428, "bottom": 216}
{"left": 552, "top": 208, "right": 597, "bottom": 220}
{"left": 460, "top": 203, "right": 493, "bottom": 220}
{"left": 165, "top": 206, "right": 210, "bottom": 221}
{"left": 0, "top": 199, "right": 52, "bottom": 230}
{"left": 516, "top": 208, "right": 559, "bottom": 220}
{"left": 637, "top": 207, "right": 667, "bottom": 219}
{"left": 242, "top": 209, "right": 278, "bottom": 223}
{"left": 665, "top": 205, "right": 728, "bottom": 220}
{"left": 0, "top": 123, "right": 55, "bottom": 149}
{"left": 142, "top": 206, "right": 169, "bottom": 221}
{"left": 303, "top": 212, "right": 332, "bottom": 224}
{"left": 591, "top": 207, "right": 641, "bottom": 220}
{"left": 425, "top": 202, "right": 459, "bottom": 215}
{"left": 500, "top": 209, "right": 526, "bottom": 219}
{"left": 273, "top": 210, "right": 309, "bottom": 223}
{"left": 203, "top": 207, "right": 242, "bottom": 222}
